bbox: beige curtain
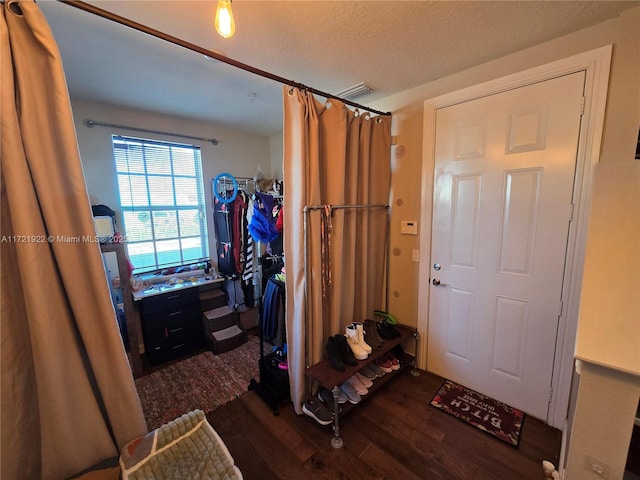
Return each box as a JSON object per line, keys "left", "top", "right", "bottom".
{"left": 1, "top": 2, "right": 147, "bottom": 479}
{"left": 283, "top": 87, "right": 391, "bottom": 413}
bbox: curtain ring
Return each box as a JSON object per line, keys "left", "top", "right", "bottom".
{"left": 354, "top": 109, "right": 360, "bottom": 118}
{"left": 376, "top": 117, "right": 382, "bottom": 124}
{"left": 7, "top": 0, "right": 24, "bottom": 15}
{"left": 325, "top": 101, "right": 333, "bottom": 109}
{"left": 364, "top": 113, "right": 371, "bottom": 121}
{"left": 288, "top": 87, "right": 295, "bottom": 96}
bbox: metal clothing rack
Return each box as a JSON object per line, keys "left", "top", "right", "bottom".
{"left": 212, "top": 173, "right": 286, "bottom": 413}
{"left": 211, "top": 175, "right": 256, "bottom": 201}
{"left": 212, "top": 175, "right": 284, "bottom": 202}
{"left": 302, "top": 202, "right": 390, "bottom": 299}
{"left": 248, "top": 245, "right": 288, "bottom": 416}
{"left": 302, "top": 202, "right": 390, "bottom": 446}
{"left": 302, "top": 202, "right": 390, "bottom": 364}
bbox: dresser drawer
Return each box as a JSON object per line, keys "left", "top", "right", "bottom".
{"left": 141, "top": 287, "right": 200, "bottom": 316}
{"left": 144, "top": 321, "right": 200, "bottom": 349}
{"left": 145, "top": 334, "right": 203, "bottom": 365}
{"left": 141, "top": 304, "right": 201, "bottom": 334}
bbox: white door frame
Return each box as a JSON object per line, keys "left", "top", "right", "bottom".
{"left": 417, "top": 45, "right": 612, "bottom": 429}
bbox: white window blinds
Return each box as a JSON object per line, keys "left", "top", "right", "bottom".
{"left": 112, "top": 135, "right": 209, "bottom": 273}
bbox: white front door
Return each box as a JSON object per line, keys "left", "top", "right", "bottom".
{"left": 427, "top": 72, "right": 585, "bottom": 420}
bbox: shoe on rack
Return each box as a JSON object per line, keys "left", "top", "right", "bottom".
{"left": 390, "top": 344, "right": 406, "bottom": 362}
{"left": 317, "top": 388, "right": 342, "bottom": 413}
{"left": 354, "top": 372, "right": 373, "bottom": 388}
{"left": 376, "top": 319, "right": 401, "bottom": 340}
{"left": 374, "top": 356, "right": 393, "bottom": 374}
{"left": 359, "top": 364, "right": 378, "bottom": 380}
{"left": 302, "top": 396, "right": 333, "bottom": 425}
{"left": 326, "top": 336, "right": 345, "bottom": 371}
{"left": 363, "top": 319, "right": 384, "bottom": 350}
{"left": 345, "top": 324, "right": 368, "bottom": 360}
{"left": 346, "top": 375, "right": 369, "bottom": 395}
{"left": 386, "top": 353, "right": 400, "bottom": 371}
{"left": 334, "top": 387, "right": 349, "bottom": 404}
{"left": 352, "top": 322, "right": 372, "bottom": 354}
{"left": 340, "top": 382, "right": 362, "bottom": 404}
{"left": 365, "top": 362, "right": 386, "bottom": 378}
{"left": 334, "top": 334, "right": 358, "bottom": 366}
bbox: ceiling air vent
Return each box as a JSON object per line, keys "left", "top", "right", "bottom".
{"left": 336, "top": 82, "right": 374, "bottom": 100}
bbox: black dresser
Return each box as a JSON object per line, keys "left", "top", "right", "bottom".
{"left": 139, "top": 287, "right": 203, "bottom": 364}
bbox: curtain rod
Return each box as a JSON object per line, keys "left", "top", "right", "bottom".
{"left": 84, "top": 119, "right": 219, "bottom": 145}
{"left": 58, "top": 0, "right": 392, "bottom": 118}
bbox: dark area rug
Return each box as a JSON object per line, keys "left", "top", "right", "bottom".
{"left": 135, "top": 335, "right": 262, "bottom": 430}
{"left": 430, "top": 379, "right": 525, "bottom": 447}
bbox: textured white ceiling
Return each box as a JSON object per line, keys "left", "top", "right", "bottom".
{"left": 39, "top": 0, "right": 638, "bottom": 136}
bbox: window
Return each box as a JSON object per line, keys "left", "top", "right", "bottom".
{"left": 112, "top": 135, "right": 209, "bottom": 273}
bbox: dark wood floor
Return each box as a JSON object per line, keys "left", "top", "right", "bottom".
{"left": 206, "top": 367, "right": 561, "bottom": 480}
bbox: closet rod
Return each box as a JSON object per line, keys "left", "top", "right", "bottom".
{"left": 85, "top": 119, "right": 218, "bottom": 145}
{"left": 58, "top": 0, "right": 392, "bottom": 118}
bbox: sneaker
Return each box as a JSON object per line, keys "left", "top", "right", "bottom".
{"left": 386, "top": 353, "right": 400, "bottom": 371}
{"left": 302, "top": 396, "right": 333, "bottom": 425}
{"left": 317, "top": 389, "right": 342, "bottom": 413}
{"left": 374, "top": 357, "right": 393, "bottom": 374}
{"left": 346, "top": 375, "right": 368, "bottom": 395}
{"left": 354, "top": 372, "right": 373, "bottom": 388}
{"left": 366, "top": 362, "right": 386, "bottom": 378}
{"left": 333, "top": 387, "right": 349, "bottom": 404}
{"left": 340, "top": 382, "right": 361, "bottom": 404}
{"left": 359, "top": 364, "right": 378, "bottom": 380}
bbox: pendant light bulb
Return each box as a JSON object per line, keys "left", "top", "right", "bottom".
{"left": 215, "top": 0, "right": 235, "bottom": 39}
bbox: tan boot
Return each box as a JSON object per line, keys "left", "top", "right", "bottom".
{"left": 353, "top": 322, "right": 372, "bottom": 354}
{"left": 345, "top": 324, "right": 368, "bottom": 360}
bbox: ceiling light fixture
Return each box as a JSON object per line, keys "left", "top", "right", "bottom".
{"left": 215, "top": 0, "right": 235, "bottom": 39}
{"left": 336, "top": 82, "right": 374, "bottom": 100}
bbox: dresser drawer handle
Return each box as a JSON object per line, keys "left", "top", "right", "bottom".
{"left": 172, "top": 343, "right": 186, "bottom": 350}
{"left": 169, "top": 327, "right": 184, "bottom": 334}
{"left": 168, "top": 310, "right": 182, "bottom": 316}
{"left": 167, "top": 294, "right": 180, "bottom": 300}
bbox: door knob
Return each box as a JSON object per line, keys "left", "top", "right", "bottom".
{"left": 432, "top": 278, "right": 447, "bottom": 287}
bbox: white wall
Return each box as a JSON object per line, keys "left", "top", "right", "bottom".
{"left": 269, "top": 133, "right": 284, "bottom": 180}
{"left": 71, "top": 100, "right": 272, "bottom": 269}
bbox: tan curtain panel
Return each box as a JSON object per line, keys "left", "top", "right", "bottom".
{"left": 1, "top": 1, "right": 147, "bottom": 479}
{"left": 283, "top": 87, "right": 391, "bottom": 413}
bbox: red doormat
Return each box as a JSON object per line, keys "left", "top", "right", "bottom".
{"left": 430, "top": 379, "right": 525, "bottom": 447}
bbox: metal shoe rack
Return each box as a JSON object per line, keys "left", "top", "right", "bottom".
{"left": 305, "top": 323, "right": 419, "bottom": 448}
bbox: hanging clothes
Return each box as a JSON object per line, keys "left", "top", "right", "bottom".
{"left": 248, "top": 192, "right": 280, "bottom": 244}
{"left": 213, "top": 192, "right": 235, "bottom": 277}
{"left": 261, "top": 277, "right": 286, "bottom": 349}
